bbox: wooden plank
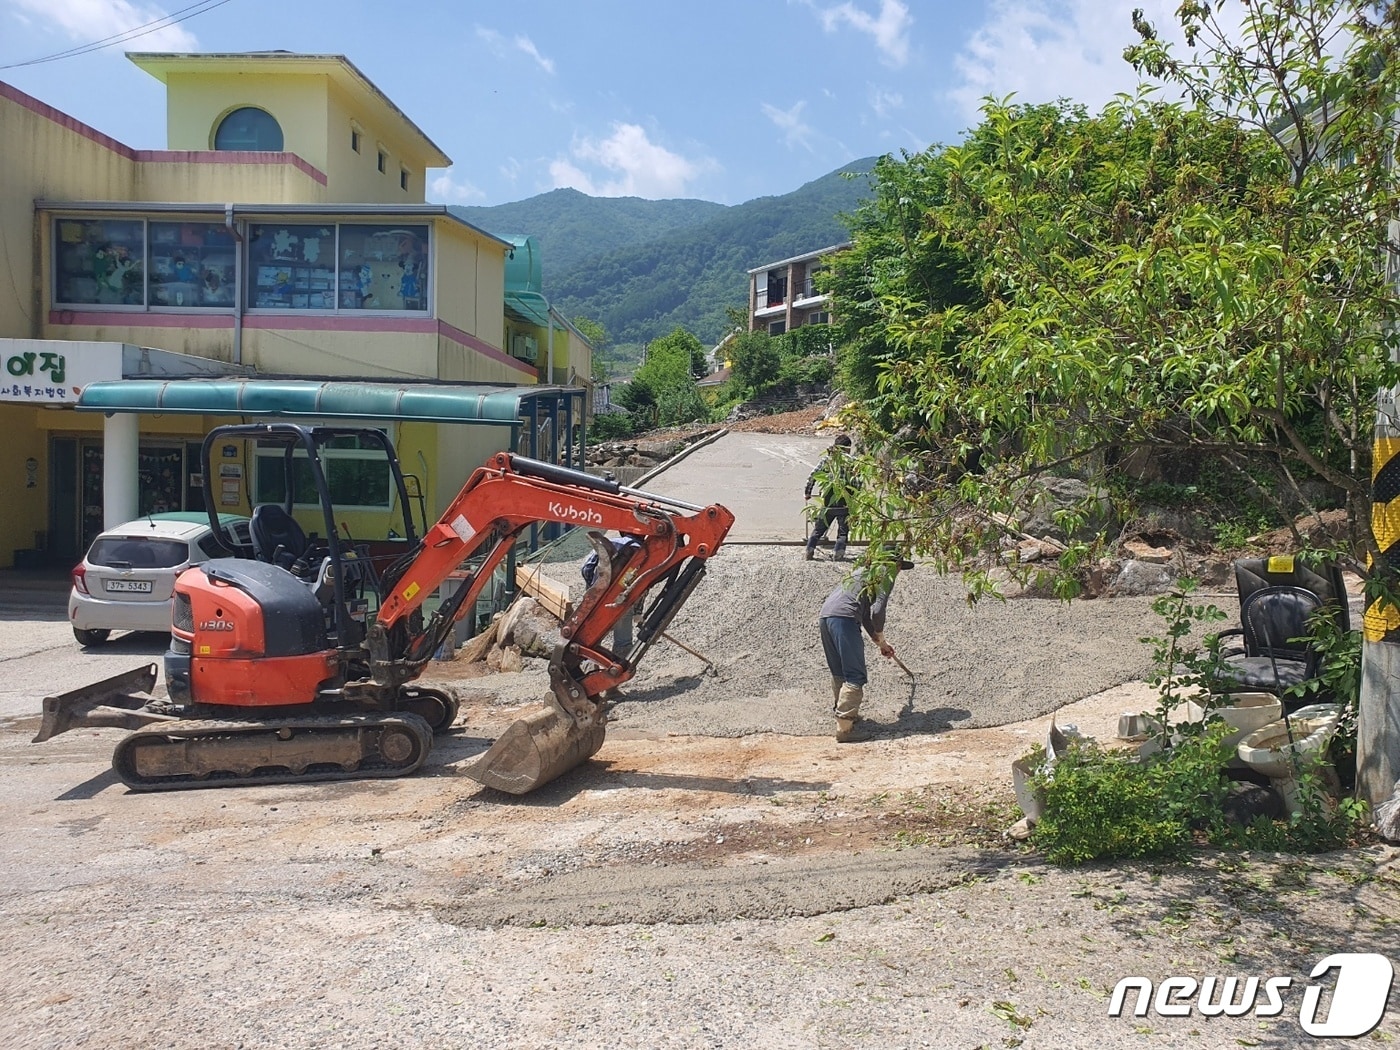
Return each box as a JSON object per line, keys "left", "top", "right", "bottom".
{"left": 515, "top": 564, "right": 574, "bottom": 621}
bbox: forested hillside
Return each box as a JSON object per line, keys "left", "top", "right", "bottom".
{"left": 453, "top": 158, "right": 878, "bottom": 355}
{"left": 451, "top": 189, "right": 724, "bottom": 280}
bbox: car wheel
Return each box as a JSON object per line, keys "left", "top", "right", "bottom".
{"left": 73, "top": 627, "right": 111, "bottom": 647}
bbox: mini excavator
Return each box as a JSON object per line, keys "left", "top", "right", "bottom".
{"left": 33, "top": 423, "right": 734, "bottom": 794}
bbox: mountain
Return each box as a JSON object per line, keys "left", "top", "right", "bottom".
{"left": 451, "top": 189, "right": 726, "bottom": 286}
{"left": 451, "top": 158, "right": 878, "bottom": 350}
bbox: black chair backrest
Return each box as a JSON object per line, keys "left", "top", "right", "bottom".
{"left": 1241, "top": 585, "right": 1324, "bottom": 663}
{"left": 250, "top": 504, "right": 308, "bottom": 568}
{"left": 1233, "top": 555, "right": 1350, "bottom": 632}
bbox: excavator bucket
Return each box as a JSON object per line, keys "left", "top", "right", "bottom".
{"left": 32, "top": 663, "right": 166, "bottom": 743}
{"left": 464, "top": 700, "right": 607, "bottom": 794}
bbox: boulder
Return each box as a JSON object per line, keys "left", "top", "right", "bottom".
{"left": 1108, "top": 559, "right": 1178, "bottom": 597}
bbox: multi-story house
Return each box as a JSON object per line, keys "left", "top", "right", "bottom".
{"left": 747, "top": 243, "right": 849, "bottom": 335}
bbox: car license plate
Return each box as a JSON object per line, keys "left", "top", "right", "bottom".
{"left": 104, "top": 579, "right": 153, "bottom": 594}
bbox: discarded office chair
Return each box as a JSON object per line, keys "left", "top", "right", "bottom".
{"left": 1232, "top": 555, "right": 1349, "bottom": 631}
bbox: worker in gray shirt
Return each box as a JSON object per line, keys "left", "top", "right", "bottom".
{"left": 819, "top": 553, "right": 914, "bottom": 741}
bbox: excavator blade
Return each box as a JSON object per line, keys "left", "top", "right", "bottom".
{"left": 32, "top": 663, "right": 166, "bottom": 743}
{"left": 465, "top": 701, "right": 606, "bottom": 794}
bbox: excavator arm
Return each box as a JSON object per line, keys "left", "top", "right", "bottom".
{"left": 356, "top": 453, "right": 733, "bottom": 793}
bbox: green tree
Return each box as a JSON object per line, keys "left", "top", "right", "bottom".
{"left": 624, "top": 327, "right": 711, "bottom": 428}
{"left": 727, "top": 330, "right": 783, "bottom": 397}
{"left": 832, "top": 1, "right": 1400, "bottom": 593}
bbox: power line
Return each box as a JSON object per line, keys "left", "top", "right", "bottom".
{"left": 0, "top": 0, "right": 235, "bottom": 72}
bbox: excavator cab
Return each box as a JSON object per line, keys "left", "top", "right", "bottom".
{"left": 199, "top": 423, "right": 421, "bottom": 639}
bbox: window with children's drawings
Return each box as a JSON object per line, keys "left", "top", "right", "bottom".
{"left": 52, "top": 216, "right": 431, "bottom": 315}
{"left": 54, "top": 218, "right": 146, "bottom": 307}
{"left": 246, "top": 223, "right": 338, "bottom": 311}
{"left": 246, "top": 223, "right": 430, "bottom": 313}
{"left": 54, "top": 218, "right": 237, "bottom": 310}
{"left": 337, "top": 226, "right": 429, "bottom": 312}
{"left": 148, "top": 222, "right": 237, "bottom": 308}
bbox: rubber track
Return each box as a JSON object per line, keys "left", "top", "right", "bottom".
{"left": 111, "top": 712, "right": 435, "bottom": 792}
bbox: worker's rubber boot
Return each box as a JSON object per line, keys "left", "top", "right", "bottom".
{"left": 830, "top": 676, "right": 843, "bottom": 709}
{"left": 835, "top": 683, "right": 864, "bottom": 742}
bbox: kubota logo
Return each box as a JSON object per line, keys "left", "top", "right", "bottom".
{"left": 198, "top": 620, "right": 235, "bottom": 632}
{"left": 1109, "top": 953, "right": 1394, "bottom": 1037}
{"left": 547, "top": 500, "right": 604, "bottom": 525}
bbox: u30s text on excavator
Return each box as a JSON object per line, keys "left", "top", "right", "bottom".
{"left": 33, "top": 423, "right": 734, "bottom": 794}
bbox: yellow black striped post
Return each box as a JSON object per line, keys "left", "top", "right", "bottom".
{"left": 1359, "top": 386, "right": 1400, "bottom": 807}
{"left": 1366, "top": 425, "right": 1400, "bottom": 641}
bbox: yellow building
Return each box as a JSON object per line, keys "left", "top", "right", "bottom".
{"left": 0, "top": 52, "right": 593, "bottom": 569}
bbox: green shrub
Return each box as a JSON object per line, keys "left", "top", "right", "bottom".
{"left": 589, "top": 413, "right": 634, "bottom": 442}
{"left": 1028, "top": 726, "right": 1234, "bottom": 864}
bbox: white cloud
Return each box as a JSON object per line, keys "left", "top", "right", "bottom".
{"left": 428, "top": 169, "right": 484, "bottom": 204}
{"left": 762, "top": 100, "right": 815, "bottom": 152}
{"left": 812, "top": 0, "right": 912, "bottom": 68}
{"left": 549, "top": 123, "right": 712, "bottom": 199}
{"left": 513, "top": 35, "right": 555, "bottom": 75}
{"left": 499, "top": 157, "right": 522, "bottom": 184}
{"left": 476, "top": 25, "right": 555, "bottom": 75}
{"left": 949, "top": 0, "right": 1218, "bottom": 125}
{"left": 868, "top": 86, "right": 903, "bottom": 119}
{"left": 11, "top": 0, "right": 200, "bottom": 51}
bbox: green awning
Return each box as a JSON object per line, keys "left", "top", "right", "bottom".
{"left": 504, "top": 290, "right": 551, "bottom": 327}
{"left": 75, "top": 379, "right": 569, "bottom": 425}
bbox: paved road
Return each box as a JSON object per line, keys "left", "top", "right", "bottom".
{"left": 0, "top": 571, "right": 167, "bottom": 720}
{"left": 644, "top": 431, "right": 832, "bottom": 543}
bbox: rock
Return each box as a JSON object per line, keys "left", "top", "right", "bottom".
{"left": 496, "top": 596, "right": 563, "bottom": 658}
{"left": 1221, "top": 782, "right": 1287, "bottom": 825}
{"left": 1375, "top": 779, "right": 1400, "bottom": 843}
{"left": 486, "top": 644, "right": 524, "bottom": 673}
{"left": 1122, "top": 538, "right": 1173, "bottom": 564}
{"left": 1108, "top": 559, "right": 1177, "bottom": 597}
{"left": 1018, "top": 477, "right": 1114, "bottom": 543}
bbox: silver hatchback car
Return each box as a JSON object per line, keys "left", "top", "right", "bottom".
{"left": 68, "top": 512, "right": 252, "bottom": 646}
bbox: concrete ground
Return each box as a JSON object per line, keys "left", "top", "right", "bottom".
{"left": 1, "top": 435, "right": 1397, "bottom": 1049}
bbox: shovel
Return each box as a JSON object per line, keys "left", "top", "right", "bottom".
{"left": 661, "top": 631, "right": 718, "bottom": 675}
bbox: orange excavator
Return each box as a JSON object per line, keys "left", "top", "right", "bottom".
{"left": 33, "top": 423, "right": 734, "bottom": 794}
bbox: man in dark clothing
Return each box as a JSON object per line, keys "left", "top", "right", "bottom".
{"left": 819, "top": 554, "right": 913, "bottom": 741}
{"left": 805, "top": 434, "right": 853, "bottom": 561}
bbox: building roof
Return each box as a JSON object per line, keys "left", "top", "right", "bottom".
{"left": 747, "top": 242, "right": 851, "bottom": 275}
{"left": 128, "top": 52, "right": 451, "bottom": 169}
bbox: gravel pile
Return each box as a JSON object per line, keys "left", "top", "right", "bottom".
{"left": 464, "top": 545, "right": 1166, "bottom": 739}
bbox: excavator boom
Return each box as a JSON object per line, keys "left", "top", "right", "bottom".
{"left": 369, "top": 453, "right": 734, "bottom": 793}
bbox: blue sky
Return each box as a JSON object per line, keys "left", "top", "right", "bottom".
{"left": 0, "top": 0, "right": 1192, "bottom": 207}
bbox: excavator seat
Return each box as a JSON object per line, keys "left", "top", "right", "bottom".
{"left": 250, "top": 504, "right": 310, "bottom": 572}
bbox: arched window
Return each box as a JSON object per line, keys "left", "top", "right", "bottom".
{"left": 213, "top": 107, "right": 283, "bottom": 151}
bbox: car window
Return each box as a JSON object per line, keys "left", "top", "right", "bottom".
{"left": 196, "top": 535, "right": 226, "bottom": 559}
{"left": 87, "top": 537, "right": 190, "bottom": 569}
